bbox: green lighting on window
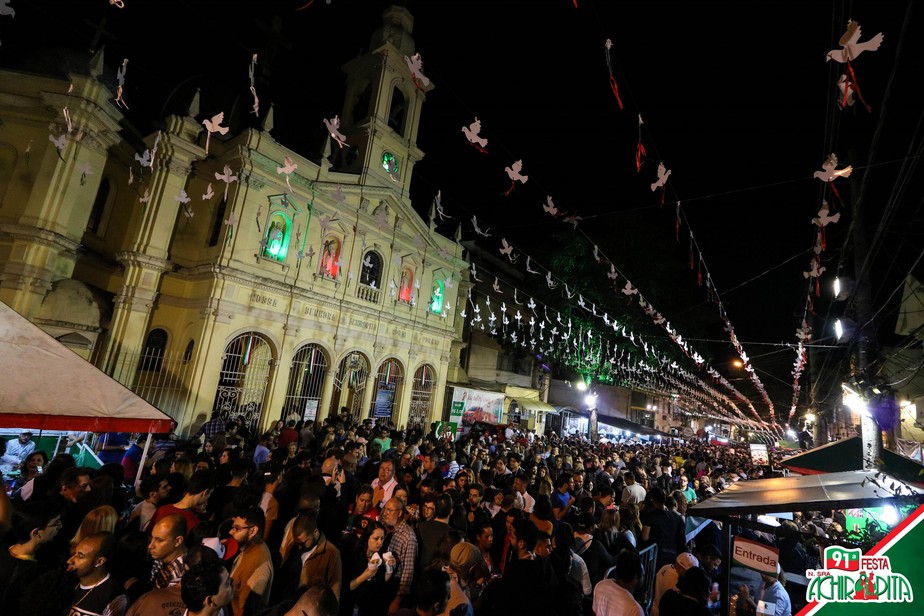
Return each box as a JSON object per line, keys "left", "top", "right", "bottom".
{"left": 382, "top": 152, "right": 399, "bottom": 174}
{"left": 429, "top": 279, "right": 444, "bottom": 314}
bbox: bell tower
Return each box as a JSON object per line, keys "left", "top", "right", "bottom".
{"left": 334, "top": 5, "right": 431, "bottom": 191}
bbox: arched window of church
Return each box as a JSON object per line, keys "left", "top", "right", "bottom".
{"left": 429, "top": 279, "right": 445, "bottom": 314}
{"left": 320, "top": 236, "right": 341, "bottom": 278}
{"left": 388, "top": 86, "right": 407, "bottom": 135}
{"left": 398, "top": 267, "right": 414, "bottom": 303}
{"left": 139, "top": 328, "right": 168, "bottom": 372}
{"left": 86, "top": 178, "right": 110, "bottom": 235}
{"left": 262, "top": 211, "right": 290, "bottom": 261}
{"left": 360, "top": 251, "right": 382, "bottom": 288}
{"left": 351, "top": 82, "right": 372, "bottom": 124}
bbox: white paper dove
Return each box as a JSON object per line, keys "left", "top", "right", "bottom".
{"left": 202, "top": 111, "right": 229, "bottom": 155}
{"left": 202, "top": 183, "right": 215, "bottom": 201}
{"left": 405, "top": 53, "right": 431, "bottom": 89}
{"left": 499, "top": 238, "right": 517, "bottom": 263}
{"left": 471, "top": 215, "right": 491, "bottom": 237}
{"left": 324, "top": 115, "right": 348, "bottom": 149}
{"left": 114, "top": 58, "right": 129, "bottom": 109}
{"left": 503, "top": 160, "right": 528, "bottom": 195}
{"left": 650, "top": 162, "right": 671, "bottom": 192}
{"left": 248, "top": 54, "right": 260, "bottom": 115}
{"left": 543, "top": 196, "right": 558, "bottom": 217}
{"left": 826, "top": 21, "right": 883, "bottom": 63}
{"left": 214, "top": 165, "right": 238, "bottom": 200}
{"left": 812, "top": 204, "right": 840, "bottom": 227}
{"left": 462, "top": 117, "right": 488, "bottom": 152}
{"left": 277, "top": 156, "right": 297, "bottom": 191}
{"left": 813, "top": 154, "right": 852, "bottom": 182}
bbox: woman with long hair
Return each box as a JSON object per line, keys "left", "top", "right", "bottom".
{"left": 69, "top": 505, "right": 118, "bottom": 554}
{"left": 456, "top": 468, "right": 474, "bottom": 493}
{"left": 530, "top": 495, "right": 555, "bottom": 536}
{"left": 620, "top": 503, "right": 642, "bottom": 548}
{"left": 12, "top": 450, "right": 48, "bottom": 500}
{"left": 549, "top": 522, "right": 592, "bottom": 616}
{"left": 594, "top": 507, "right": 636, "bottom": 557}
{"left": 344, "top": 484, "right": 379, "bottom": 543}
{"left": 341, "top": 521, "right": 397, "bottom": 616}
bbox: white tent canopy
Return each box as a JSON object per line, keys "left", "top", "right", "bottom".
{"left": 0, "top": 300, "right": 175, "bottom": 433}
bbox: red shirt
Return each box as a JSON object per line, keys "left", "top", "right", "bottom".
{"left": 278, "top": 428, "right": 299, "bottom": 449}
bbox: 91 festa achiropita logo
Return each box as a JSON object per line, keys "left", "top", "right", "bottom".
{"left": 806, "top": 546, "right": 913, "bottom": 603}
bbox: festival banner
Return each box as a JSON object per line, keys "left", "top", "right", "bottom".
{"left": 449, "top": 386, "right": 505, "bottom": 427}
{"left": 797, "top": 503, "right": 924, "bottom": 614}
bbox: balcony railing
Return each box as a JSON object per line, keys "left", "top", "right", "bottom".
{"left": 356, "top": 283, "right": 381, "bottom": 304}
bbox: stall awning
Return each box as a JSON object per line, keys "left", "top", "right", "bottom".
{"left": 780, "top": 436, "right": 924, "bottom": 487}
{"left": 687, "top": 470, "right": 924, "bottom": 519}
{"left": 512, "top": 397, "right": 557, "bottom": 414}
{"left": 596, "top": 413, "right": 668, "bottom": 437}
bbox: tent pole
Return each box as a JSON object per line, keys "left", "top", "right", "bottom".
{"left": 722, "top": 521, "right": 732, "bottom": 616}
{"left": 134, "top": 433, "right": 152, "bottom": 489}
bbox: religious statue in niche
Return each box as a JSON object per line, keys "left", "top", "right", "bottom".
{"left": 320, "top": 237, "right": 340, "bottom": 278}
{"left": 263, "top": 215, "right": 288, "bottom": 260}
{"left": 398, "top": 268, "right": 413, "bottom": 303}
{"left": 429, "top": 279, "right": 444, "bottom": 313}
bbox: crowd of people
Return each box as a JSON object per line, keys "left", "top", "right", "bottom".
{"left": 0, "top": 411, "right": 852, "bottom": 616}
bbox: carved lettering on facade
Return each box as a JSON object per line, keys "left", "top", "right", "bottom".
{"left": 305, "top": 305, "right": 337, "bottom": 321}
{"left": 249, "top": 292, "right": 278, "bottom": 307}
{"left": 349, "top": 318, "right": 377, "bottom": 331}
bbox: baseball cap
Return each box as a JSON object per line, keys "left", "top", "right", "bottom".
{"left": 450, "top": 541, "right": 482, "bottom": 571}
{"left": 20, "top": 430, "right": 33, "bottom": 436}
{"left": 675, "top": 552, "right": 699, "bottom": 572}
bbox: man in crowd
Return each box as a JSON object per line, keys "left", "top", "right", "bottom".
{"left": 641, "top": 486, "right": 688, "bottom": 572}
{"left": 130, "top": 475, "right": 171, "bottom": 534}
{"left": 478, "top": 518, "right": 557, "bottom": 615}
{"left": 181, "top": 558, "right": 235, "bottom": 616}
{"left": 417, "top": 493, "right": 452, "bottom": 567}
{"left": 550, "top": 474, "right": 575, "bottom": 529}
{"left": 152, "top": 470, "right": 213, "bottom": 534}
{"left": 273, "top": 509, "right": 342, "bottom": 604}
{"left": 6, "top": 431, "right": 36, "bottom": 466}
{"left": 372, "top": 459, "right": 399, "bottom": 510}
{"left": 593, "top": 548, "right": 645, "bottom": 616}
{"left": 738, "top": 565, "right": 792, "bottom": 616}
{"left": 464, "top": 484, "right": 491, "bottom": 533}
{"left": 66, "top": 531, "right": 128, "bottom": 616}
{"left": 651, "top": 551, "right": 699, "bottom": 616}
{"left": 621, "top": 470, "right": 647, "bottom": 507}
{"left": 381, "top": 496, "right": 418, "bottom": 615}
{"left": 512, "top": 471, "right": 535, "bottom": 513}
{"left": 229, "top": 507, "right": 274, "bottom": 616}
{"left": 0, "top": 500, "right": 63, "bottom": 616}
{"left": 148, "top": 514, "right": 189, "bottom": 589}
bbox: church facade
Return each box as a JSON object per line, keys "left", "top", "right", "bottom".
{"left": 0, "top": 6, "right": 468, "bottom": 436}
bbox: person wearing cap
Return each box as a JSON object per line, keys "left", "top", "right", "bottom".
{"left": 651, "top": 551, "right": 699, "bottom": 616}
{"left": 6, "top": 431, "right": 36, "bottom": 466}
{"left": 738, "top": 564, "right": 792, "bottom": 616}
{"left": 439, "top": 541, "right": 481, "bottom": 616}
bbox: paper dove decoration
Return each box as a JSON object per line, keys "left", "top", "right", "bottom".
{"left": 503, "top": 160, "right": 528, "bottom": 196}
{"left": 812, "top": 204, "right": 840, "bottom": 227}
{"left": 135, "top": 149, "right": 152, "bottom": 169}
{"left": 622, "top": 281, "right": 638, "bottom": 296}
{"left": 827, "top": 20, "right": 883, "bottom": 63}
{"left": 813, "top": 154, "right": 852, "bottom": 182}
{"left": 248, "top": 54, "right": 260, "bottom": 115}
{"left": 214, "top": 165, "right": 238, "bottom": 200}
{"left": 499, "top": 238, "right": 517, "bottom": 262}
{"left": 804, "top": 257, "right": 826, "bottom": 296}
{"left": 433, "top": 190, "right": 452, "bottom": 221}
{"left": 323, "top": 115, "right": 348, "bottom": 149}
{"left": 650, "top": 162, "right": 671, "bottom": 202}
{"left": 0, "top": 0, "right": 15, "bottom": 18}
{"left": 404, "top": 53, "right": 431, "bottom": 89}
{"left": 114, "top": 58, "right": 129, "bottom": 109}
{"left": 604, "top": 38, "right": 624, "bottom": 109}
{"left": 462, "top": 117, "right": 488, "bottom": 153}
{"left": 78, "top": 162, "right": 92, "bottom": 186}
{"left": 140, "top": 189, "right": 151, "bottom": 205}
{"left": 492, "top": 278, "right": 501, "bottom": 293}
{"left": 277, "top": 156, "right": 297, "bottom": 191}
{"left": 202, "top": 111, "right": 229, "bottom": 155}
{"left": 224, "top": 212, "right": 238, "bottom": 241}
{"left": 525, "top": 256, "right": 539, "bottom": 274}
{"left": 49, "top": 133, "right": 67, "bottom": 159}
{"left": 543, "top": 196, "right": 558, "bottom": 217}
{"left": 175, "top": 189, "right": 191, "bottom": 205}
{"left": 471, "top": 216, "right": 491, "bottom": 237}
{"left": 202, "top": 183, "right": 215, "bottom": 201}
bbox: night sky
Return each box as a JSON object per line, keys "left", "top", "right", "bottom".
{"left": 3, "top": 0, "right": 922, "bottom": 425}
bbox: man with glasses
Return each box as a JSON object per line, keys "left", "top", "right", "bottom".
{"left": 416, "top": 493, "right": 451, "bottom": 568}
{"left": 0, "top": 500, "right": 62, "bottom": 616}
{"left": 228, "top": 507, "right": 274, "bottom": 616}
{"left": 380, "top": 497, "right": 418, "bottom": 615}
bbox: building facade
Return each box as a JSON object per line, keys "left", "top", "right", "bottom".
{"left": 0, "top": 6, "right": 467, "bottom": 436}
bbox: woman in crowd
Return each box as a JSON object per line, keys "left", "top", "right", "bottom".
{"left": 344, "top": 484, "right": 378, "bottom": 545}
{"left": 342, "top": 521, "right": 397, "bottom": 616}
{"left": 12, "top": 450, "right": 48, "bottom": 500}
{"left": 620, "top": 502, "right": 643, "bottom": 547}
{"left": 68, "top": 504, "right": 118, "bottom": 555}
{"left": 530, "top": 494, "right": 555, "bottom": 536}
{"left": 594, "top": 507, "right": 635, "bottom": 557}
{"left": 549, "top": 521, "right": 592, "bottom": 616}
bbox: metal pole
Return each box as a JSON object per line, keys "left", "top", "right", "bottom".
{"left": 133, "top": 433, "right": 152, "bottom": 489}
